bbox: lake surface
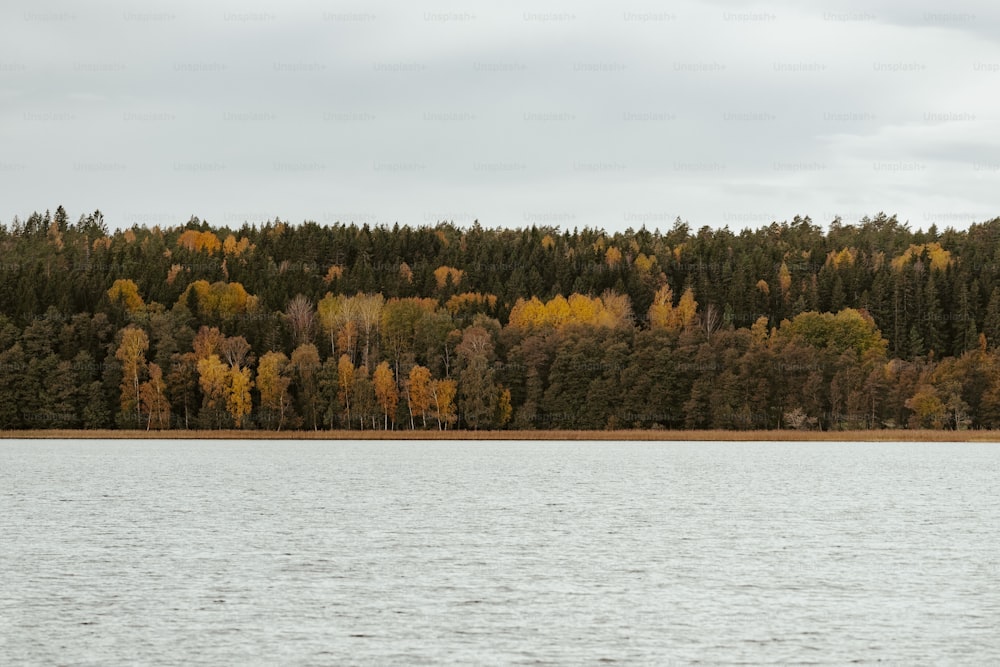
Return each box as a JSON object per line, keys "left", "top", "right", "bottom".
{"left": 2, "top": 440, "right": 999, "bottom": 665}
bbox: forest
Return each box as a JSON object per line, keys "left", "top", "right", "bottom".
{"left": 2, "top": 205, "right": 1000, "bottom": 432}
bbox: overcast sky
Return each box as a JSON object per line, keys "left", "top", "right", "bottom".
{"left": 1, "top": 0, "right": 998, "bottom": 233}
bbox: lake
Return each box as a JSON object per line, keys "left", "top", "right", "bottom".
{"left": 2, "top": 440, "right": 999, "bottom": 664}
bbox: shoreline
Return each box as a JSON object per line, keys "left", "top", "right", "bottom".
{"left": 2, "top": 429, "right": 999, "bottom": 442}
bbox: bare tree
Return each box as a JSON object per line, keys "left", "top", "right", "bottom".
{"left": 701, "top": 303, "right": 722, "bottom": 341}
{"left": 286, "top": 294, "right": 315, "bottom": 348}
{"left": 355, "top": 293, "right": 385, "bottom": 368}
{"left": 219, "top": 335, "right": 252, "bottom": 369}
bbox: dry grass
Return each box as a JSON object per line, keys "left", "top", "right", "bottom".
{"left": 2, "top": 429, "right": 999, "bottom": 442}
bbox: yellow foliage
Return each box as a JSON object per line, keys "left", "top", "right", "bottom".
{"left": 545, "top": 295, "right": 572, "bottom": 327}
{"left": 107, "top": 279, "right": 145, "bottom": 314}
{"left": 891, "top": 242, "right": 951, "bottom": 272}
{"left": 750, "top": 316, "right": 770, "bottom": 347}
{"left": 337, "top": 354, "right": 355, "bottom": 420}
{"left": 406, "top": 365, "right": 433, "bottom": 426}
{"left": 177, "top": 229, "right": 222, "bottom": 254}
{"left": 399, "top": 262, "right": 413, "bottom": 284}
{"left": 826, "top": 247, "right": 857, "bottom": 269}
{"left": 648, "top": 285, "right": 674, "bottom": 329}
{"left": 509, "top": 292, "right": 629, "bottom": 331}
{"left": 177, "top": 280, "right": 254, "bottom": 317}
{"left": 196, "top": 354, "right": 229, "bottom": 411}
{"left": 433, "top": 265, "right": 464, "bottom": 289}
{"left": 568, "top": 293, "right": 599, "bottom": 323}
{"left": 445, "top": 292, "right": 498, "bottom": 315}
{"left": 778, "top": 261, "right": 792, "bottom": 295}
{"left": 634, "top": 253, "right": 656, "bottom": 273}
{"left": 116, "top": 326, "right": 149, "bottom": 422}
{"left": 605, "top": 246, "right": 622, "bottom": 268}
{"left": 430, "top": 379, "right": 458, "bottom": 429}
{"left": 508, "top": 297, "right": 547, "bottom": 330}
{"left": 541, "top": 234, "right": 556, "bottom": 250}
{"left": 756, "top": 279, "right": 770, "bottom": 296}
{"left": 139, "top": 362, "right": 170, "bottom": 430}
{"left": 373, "top": 361, "right": 399, "bottom": 427}
{"left": 257, "top": 351, "right": 292, "bottom": 428}
{"left": 674, "top": 288, "right": 698, "bottom": 329}
{"left": 324, "top": 265, "right": 345, "bottom": 283}
{"left": 222, "top": 234, "right": 253, "bottom": 256}
{"left": 648, "top": 285, "right": 697, "bottom": 332}
{"left": 226, "top": 365, "right": 254, "bottom": 428}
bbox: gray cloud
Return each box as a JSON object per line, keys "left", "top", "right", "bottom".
{"left": 1, "top": 0, "right": 997, "bottom": 232}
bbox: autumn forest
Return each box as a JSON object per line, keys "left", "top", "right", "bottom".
{"left": 3, "top": 206, "right": 1000, "bottom": 432}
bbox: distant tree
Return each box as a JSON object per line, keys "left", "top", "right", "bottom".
{"left": 373, "top": 361, "right": 398, "bottom": 430}
{"left": 226, "top": 365, "right": 254, "bottom": 429}
{"left": 115, "top": 326, "right": 150, "bottom": 428}
{"left": 196, "top": 354, "right": 229, "bottom": 429}
{"left": 290, "top": 343, "right": 321, "bottom": 430}
{"left": 257, "top": 351, "right": 293, "bottom": 430}
{"left": 405, "top": 364, "right": 432, "bottom": 429}
{"left": 337, "top": 354, "right": 355, "bottom": 427}
{"left": 286, "top": 294, "right": 315, "bottom": 348}
{"left": 430, "top": 379, "right": 458, "bottom": 430}
{"left": 139, "top": 362, "right": 170, "bottom": 430}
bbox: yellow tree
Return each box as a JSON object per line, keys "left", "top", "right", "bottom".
{"left": 568, "top": 293, "right": 599, "bottom": 325}
{"left": 905, "top": 385, "right": 946, "bottom": 429}
{"left": 778, "top": 261, "right": 792, "bottom": 299}
{"left": 317, "top": 293, "right": 344, "bottom": 358}
{"left": 257, "top": 351, "right": 292, "bottom": 430}
{"left": 115, "top": 326, "right": 149, "bottom": 427}
{"left": 355, "top": 293, "right": 384, "bottom": 368}
{"left": 406, "top": 364, "right": 432, "bottom": 429}
{"left": 337, "top": 354, "right": 355, "bottom": 426}
{"left": 139, "top": 362, "right": 170, "bottom": 430}
{"left": 430, "top": 379, "right": 458, "bottom": 430}
{"left": 192, "top": 325, "right": 225, "bottom": 360}
{"left": 648, "top": 285, "right": 675, "bottom": 329}
{"left": 373, "top": 361, "right": 399, "bottom": 430}
{"left": 544, "top": 295, "right": 572, "bottom": 328}
{"left": 507, "top": 296, "right": 547, "bottom": 330}
{"left": 433, "top": 266, "right": 464, "bottom": 290}
{"left": 177, "top": 229, "right": 221, "bottom": 254}
{"left": 197, "top": 354, "right": 229, "bottom": 428}
{"left": 107, "top": 279, "right": 145, "bottom": 315}
{"left": 673, "top": 287, "right": 698, "bottom": 330}
{"left": 648, "top": 285, "right": 697, "bottom": 332}
{"left": 227, "top": 365, "right": 254, "bottom": 429}
{"left": 605, "top": 246, "right": 622, "bottom": 268}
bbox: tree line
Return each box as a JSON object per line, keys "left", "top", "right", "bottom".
{"left": 2, "top": 206, "right": 1000, "bottom": 431}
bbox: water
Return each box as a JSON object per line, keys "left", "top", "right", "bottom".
{"left": 1, "top": 440, "right": 999, "bottom": 665}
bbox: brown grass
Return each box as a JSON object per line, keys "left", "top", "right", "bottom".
{"left": 2, "top": 429, "right": 999, "bottom": 442}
